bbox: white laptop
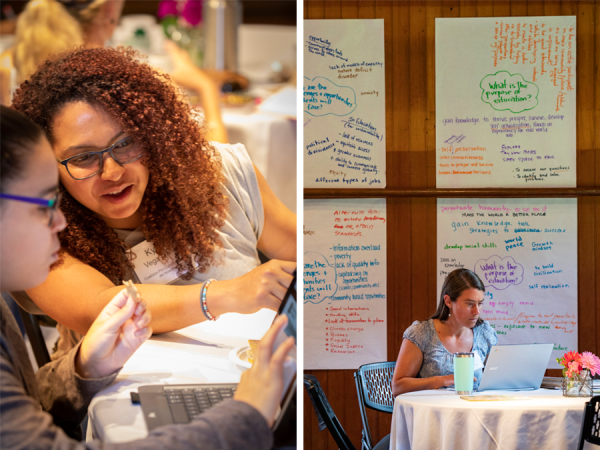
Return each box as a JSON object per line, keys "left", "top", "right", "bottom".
{"left": 478, "top": 343, "right": 554, "bottom": 391}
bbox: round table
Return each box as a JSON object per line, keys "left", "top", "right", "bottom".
{"left": 390, "top": 389, "right": 590, "bottom": 450}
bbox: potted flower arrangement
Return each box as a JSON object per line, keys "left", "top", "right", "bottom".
{"left": 158, "top": 0, "right": 204, "bottom": 67}
{"left": 557, "top": 351, "right": 599, "bottom": 397}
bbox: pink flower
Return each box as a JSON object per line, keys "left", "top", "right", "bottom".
{"left": 580, "top": 352, "right": 600, "bottom": 376}
{"left": 158, "top": 0, "right": 178, "bottom": 19}
{"left": 566, "top": 360, "right": 581, "bottom": 378}
{"left": 181, "top": 0, "right": 203, "bottom": 26}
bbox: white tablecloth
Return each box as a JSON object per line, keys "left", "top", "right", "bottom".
{"left": 391, "top": 389, "right": 591, "bottom": 450}
{"left": 87, "top": 310, "right": 276, "bottom": 443}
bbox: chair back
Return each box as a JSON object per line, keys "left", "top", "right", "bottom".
{"left": 304, "top": 374, "right": 357, "bottom": 450}
{"left": 354, "top": 362, "right": 396, "bottom": 450}
{"left": 357, "top": 362, "right": 396, "bottom": 412}
{"left": 4, "top": 292, "right": 52, "bottom": 368}
{"left": 578, "top": 395, "right": 600, "bottom": 450}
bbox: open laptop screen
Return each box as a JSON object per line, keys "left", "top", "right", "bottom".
{"left": 478, "top": 343, "right": 554, "bottom": 391}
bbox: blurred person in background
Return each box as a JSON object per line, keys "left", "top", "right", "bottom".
{"left": 0, "top": 0, "right": 227, "bottom": 142}
{"left": 0, "top": 0, "right": 124, "bottom": 106}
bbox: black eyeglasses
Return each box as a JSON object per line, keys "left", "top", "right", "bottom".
{"left": 0, "top": 191, "right": 63, "bottom": 227}
{"left": 56, "top": 135, "right": 143, "bottom": 180}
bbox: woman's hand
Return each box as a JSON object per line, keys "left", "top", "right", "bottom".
{"left": 434, "top": 374, "right": 477, "bottom": 389}
{"left": 234, "top": 314, "right": 296, "bottom": 426}
{"left": 75, "top": 289, "right": 152, "bottom": 379}
{"left": 436, "top": 374, "right": 456, "bottom": 389}
{"left": 210, "top": 260, "right": 296, "bottom": 316}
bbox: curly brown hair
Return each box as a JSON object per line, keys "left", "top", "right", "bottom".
{"left": 12, "top": 46, "right": 228, "bottom": 283}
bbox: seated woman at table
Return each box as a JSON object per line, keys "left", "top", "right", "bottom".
{"left": 392, "top": 268, "right": 498, "bottom": 396}
{"left": 11, "top": 46, "right": 296, "bottom": 359}
{"left": 0, "top": 105, "right": 295, "bottom": 449}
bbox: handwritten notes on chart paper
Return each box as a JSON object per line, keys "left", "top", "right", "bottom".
{"left": 437, "top": 198, "right": 577, "bottom": 369}
{"left": 436, "top": 16, "right": 576, "bottom": 188}
{"left": 304, "top": 19, "right": 386, "bottom": 188}
{"left": 304, "top": 199, "right": 387, "bottom": 369}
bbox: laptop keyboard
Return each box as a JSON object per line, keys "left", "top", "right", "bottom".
{"left": 165, "top": 386, "right": 236, "bottom": 423}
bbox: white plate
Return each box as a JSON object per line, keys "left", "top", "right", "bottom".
{"left": 229, "top": 346, "right": 252, "bottom": 369}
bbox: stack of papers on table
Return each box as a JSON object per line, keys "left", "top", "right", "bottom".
{"left": 541, "top": 377, "right": 564, "bottom": 390}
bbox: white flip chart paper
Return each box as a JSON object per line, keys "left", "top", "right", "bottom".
{"left": 437, "top": 198, "right": 577, "bottom": 369}
{"left": 304, "top": 19, "right": 386, "bottom": 188}
{"left": 436, "top": 16, "right": 576, "bottom": 188}
{"left": 304, "top": 199, "right": 387, "bottom": 369}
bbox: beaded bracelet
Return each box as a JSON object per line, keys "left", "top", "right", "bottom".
{"left": 200, "top": 278, "right": 217, "bottom": 321}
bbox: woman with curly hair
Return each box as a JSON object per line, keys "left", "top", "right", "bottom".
{"left": 11, "top": 46, "right": 296, "bottom": 358}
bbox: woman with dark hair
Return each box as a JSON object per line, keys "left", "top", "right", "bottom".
{"left": 0, "top": 105, "right": 295, "bottom": 448}
{"left": 11, "top": 46, "right": 296, "bottom": 359}
{"left": 392, "top": 268, "right": 498, "bottom": 396}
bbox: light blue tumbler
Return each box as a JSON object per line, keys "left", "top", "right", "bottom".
{"left": 453, "top": 352, "right": 474, "bottom": 394}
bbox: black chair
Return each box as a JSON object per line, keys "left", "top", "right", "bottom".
{"left": 4, "top": 291, "right": 53, "bottom": 368}
{"left": 18, "top": 305, "right": 52, "bottom": 368}
{"left": 304, "top": 374, "right": 357, "bottom": 450}
{"left": 578, "top": 395, "right": 600, "bottom": 450}
{"left": 354, "top": 362, "right": 396, "bottom": 450}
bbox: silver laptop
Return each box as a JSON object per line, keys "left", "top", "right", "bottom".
{"left": 478, "top": 343, "right": 554, "bottom": 391}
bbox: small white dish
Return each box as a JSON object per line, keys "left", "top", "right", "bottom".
{"left": 229, "top": 346, "right": 252, "bottom": 369}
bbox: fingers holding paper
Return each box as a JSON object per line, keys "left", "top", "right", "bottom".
{"left": 76, "top": 288, "right": 152, "bottom": 379}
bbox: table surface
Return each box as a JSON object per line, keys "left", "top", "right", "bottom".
{"left": 391, "top": 388, "right": 591, "bottom": 450}
{"left": 222, "top": 89, "right": 297, "bottom": 214}
{"left": 87, "top": 310, "right": 276, "bottom": 444}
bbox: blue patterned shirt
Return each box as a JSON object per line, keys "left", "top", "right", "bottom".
{"left": 403, "top": 319, "right": 498, "bottom": 390}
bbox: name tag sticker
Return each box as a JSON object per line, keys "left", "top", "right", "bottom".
{"left": 131, "top": 241, "right": 196, "bottom": 285}
{"left": 474, "top": 351, "right": 485, "bottom": 371}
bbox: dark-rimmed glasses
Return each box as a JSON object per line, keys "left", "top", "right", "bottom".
{"left": 56, "top": 135, "right": 143, "bottom": 180}
{"left": 0, "top": 191, "right": 63, "bottom": 226}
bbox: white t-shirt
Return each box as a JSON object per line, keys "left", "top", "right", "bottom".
{"left": 115, "top": 142, "right": 265, "bottom": 284}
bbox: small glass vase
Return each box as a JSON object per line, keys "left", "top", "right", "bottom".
{"left": 562, "top": 369, "right": 593, "bottom": 397}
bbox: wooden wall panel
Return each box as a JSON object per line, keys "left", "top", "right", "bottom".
{"left": 341, "top": 1, "right": 359, "bottom": 19}
{"left": 323, "top": 0, "right": 341, "bottom": 19}
{"left": 526, "top": 1, "right": 545, "bottom": 17}
{"left": 303, "top": 2, "right": 600, "bottom": 449}
{"left": 476, "top": 1, "right": 494, "bottom": 17}
{"left": 578, "top": 2, "right": 596, "bottom": 187}
{"left": 596, "top": 5, "right": 600, "bottom": 360}
{"left": 391, "top": 2, "right": 411, "bottom": 190}
{"left": 596, "top": 198, "right": 600, "bottom": 356}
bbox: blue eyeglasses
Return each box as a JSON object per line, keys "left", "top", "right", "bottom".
{"left": 0, "top": 191, "right": 63, "bottom": 226}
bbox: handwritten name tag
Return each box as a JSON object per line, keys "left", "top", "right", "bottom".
{"left": 131, "top": 240, "right": 196, "bottom": 285}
